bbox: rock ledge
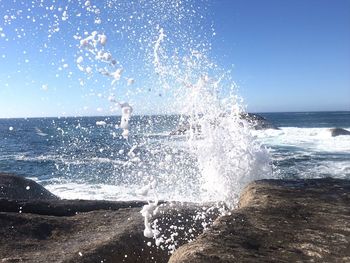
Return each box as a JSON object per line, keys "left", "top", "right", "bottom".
{"left": 170, "top": 178, "right": 350, "bottom": 263}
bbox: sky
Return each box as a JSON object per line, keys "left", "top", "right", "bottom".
{"left": 0, "top": 0, "right": 349, "bottom": 118}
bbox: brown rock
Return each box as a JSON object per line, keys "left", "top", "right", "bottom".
{"left": 0, "top": 200, "right": 222, "bottom": 263}
{"left": 0, "top": 174, "right": 223, "bottom": 262}
{"left": 169, "top": 178, "right": 350, "bottom": 263}
{"left": 0, "top": 206, "right": 162, "bottom": 263}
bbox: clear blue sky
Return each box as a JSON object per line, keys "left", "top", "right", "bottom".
{"left": 0, "top": 0, "right": 349, "bottom": 118}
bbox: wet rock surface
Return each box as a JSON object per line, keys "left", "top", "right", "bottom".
{"left": 330, "top": 128, "right": 350, "bottom": 137}
{"left": 169, "top": 178, "right": 350, "bottom": 263}
{"left": 0, "top": 173, "right": 58, "bottom": 200}
{"left": 0, "top": 173, "right": 221, "bottom": 263}
{"left": 0, "top": 207, "right": 152, "bottom": 263}
{"left": 241, "top": 113, "right": 279, "bottom": 130}
{"left": 0, "top": 201, "right": 220, "bottom": 263}
{"left": 2, "top": 173, "right": 350, "bottom": 262}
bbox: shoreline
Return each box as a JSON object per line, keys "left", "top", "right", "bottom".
{"left": 1, "top": 173, "right": 350, "bottom": 262}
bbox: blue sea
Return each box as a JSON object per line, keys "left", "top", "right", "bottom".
{"left": 0, "top": 111, "right": 349, "bottom": 200}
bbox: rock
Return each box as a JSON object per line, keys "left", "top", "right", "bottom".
{"left": 0, "top": 206, "right": 160, "bottom": 263}
{"left": 169, "top": 123, "right": 192, "bottom": 135}
{"left": 241, "top": 113, "right": 279, "bottom": 130}
{"left": 0, "top": 175, "right": 222, "bottom": 262}
{"left": 169, "top": 113, "right": 278, "bottom": 135}
{"left": 330, "top": 128, "right": 350, "bottom": 137}
{"left": 0, "top": 173, "right": 59, "bottom": 200}
{"left": 0, "top": 200, "right": 221, "bottom": 263}
{"left": 0, "top": 198, "right": 146, "bottom": 216}
{"left": 169, "top": 178, "right": 350, "bottom": 263}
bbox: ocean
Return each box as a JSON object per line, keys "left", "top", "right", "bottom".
{"left": 0, "top": 111, "right": 349, "bottom": 201}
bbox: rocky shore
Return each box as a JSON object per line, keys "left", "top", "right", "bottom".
{"left": 0, "top": 173, "right": 220, "bottom": 263}
{"left": 170, "top": 178, "right": 350, "bottom": 262}
{"left": 1, "top": 173, "right": 350, "bottom": 262}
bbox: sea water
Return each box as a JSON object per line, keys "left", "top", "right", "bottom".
{"left": 1, "top": 112, "right": 349, "bottom": 199}
{"left": 256, "top": 112, "right": 350, "bottom": 179}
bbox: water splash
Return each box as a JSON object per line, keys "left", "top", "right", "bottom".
{"left": 138, "top": 24, "right": 272, "bottom": 250}
{"left": 1, "top": 0, "right": 272, "bottom": 254}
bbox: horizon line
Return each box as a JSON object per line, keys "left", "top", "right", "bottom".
{"left": 0, "top": 110, "right": 349, "bottom": 120}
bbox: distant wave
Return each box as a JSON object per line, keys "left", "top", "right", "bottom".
{"left": 7, "top": 154, "right": 126, "bottom": 166}
{"left": 254, "top": 127, "right": 350, "bottom": 153}
{"left": 45, "top": 181, "right": 146, "bottom": 201}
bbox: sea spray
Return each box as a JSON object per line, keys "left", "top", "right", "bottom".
{"left": 71, "top": 1, "right": 272, "bottom": 251}
{"left": 152, "top": 26, "right": 272, "bottom": 200}
{"left": 119, "top": 102, "right": 133, "bottom": 139}
{"left": 183, "top": 76, "right": 272, "bottom": 206}
{"left": 135, "top": 21, "right": 272, "bottom": 251}
{"left": 1, "top": 0, "right": 272, "bottom": 254}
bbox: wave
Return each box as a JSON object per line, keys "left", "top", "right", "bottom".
{"left": 1, "top": 153, "right": 126, "bottom": 166}
{"left": 143, "top": 131, "right": 171, "bottom": 137}
{"left": 43, "top": 180, "right": 203, "bottom": 202}
{"left": 253, "top": 127, "right": 350, "bottom": 180}
{"left": 254, "top": 127, "right": 350, "bottom": 153}
{"left": 45, "top": 181, "right": 146, "bottom": 201}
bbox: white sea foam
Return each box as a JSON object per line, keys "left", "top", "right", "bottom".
{"left": 46, "top": 182, "right": 145, "bottom": 201}
{"left": 254, "top": 127, "right": 350, "bottom": 153}
{"left": 96, "top": 121, "right": 107, "bottom": 126}
{"left": 253, "top": 127, "right": 350, "bottom": 180}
